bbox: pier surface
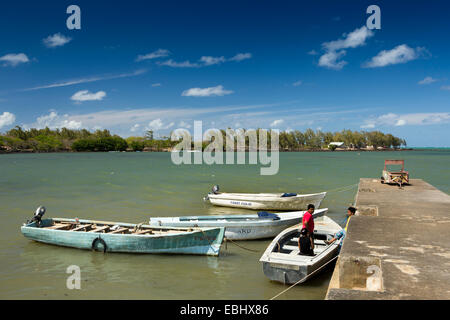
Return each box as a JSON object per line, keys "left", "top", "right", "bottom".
{"left": 326, "top": 178, "right": 450, "bottom": 300}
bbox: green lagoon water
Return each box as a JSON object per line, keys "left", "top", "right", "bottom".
{"left": 0, "top": 150, "right": 449, "bottom": 299}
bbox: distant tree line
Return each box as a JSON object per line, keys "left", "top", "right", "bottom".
{"left": 0, "top": 126, "right": 406, "bottom": 153}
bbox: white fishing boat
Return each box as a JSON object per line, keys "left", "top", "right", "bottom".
{"left": 204, "top": 186, "right": 326, "bottom": 211}
{"left": 149, "top": 208, "right": 328, "bottom": 240}
{"left": 259, "top": 216, "right": 342, "bottom": 284}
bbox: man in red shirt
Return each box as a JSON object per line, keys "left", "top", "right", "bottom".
{"left": 300, "top": 204, "right": 315, "bottom": 251}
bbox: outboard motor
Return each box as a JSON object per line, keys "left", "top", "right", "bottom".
{"left": 212, "top": 185, "right": 220, "bottom": 194}
{"left": 27, "top": 206, "right": 46, "bottom": 227}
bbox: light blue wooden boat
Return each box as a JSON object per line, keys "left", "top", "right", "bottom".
{"left": 21, "top": 217, "right": 225, "bottom": 256}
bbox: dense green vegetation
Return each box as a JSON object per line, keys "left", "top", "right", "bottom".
{"left": 0, "top": 126, "right": 406, "bottom": 153}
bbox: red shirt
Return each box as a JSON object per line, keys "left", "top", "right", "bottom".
{"left": 302, "top": 211, "right": 314, "bottom": 235}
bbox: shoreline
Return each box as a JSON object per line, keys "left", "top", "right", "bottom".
{"left": 0, "top": 148, "right": 417, "bottom": 155}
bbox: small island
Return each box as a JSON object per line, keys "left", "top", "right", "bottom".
{"left": 0, "top": 126, "right": 408, "bottom": 153}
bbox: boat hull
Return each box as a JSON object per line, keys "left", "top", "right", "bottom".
{"left": 148, "top": 209, "right": 327, "bottom": 240}
{"left": 21, "top": 219, "right": 225, "bottom": 256}
{"left": 261, "top": 245, "right": 339, "bottom": 284}
{"left": 259, "top": 216, "right": 342, "bottom": 284}
{"left": 206, "top": 192, "right": 326, "bottom": 210}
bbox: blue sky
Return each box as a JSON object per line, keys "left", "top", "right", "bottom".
{"left": 0, "top": 0, "right": 449, "bottom": 146}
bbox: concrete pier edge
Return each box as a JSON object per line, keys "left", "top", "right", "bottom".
{"left": 326, "top": 178, "right": 450, "bottom": 300}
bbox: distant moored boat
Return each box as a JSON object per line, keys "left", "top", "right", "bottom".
{"left": 204, "top": 186, "right": 327, "bottom": 211}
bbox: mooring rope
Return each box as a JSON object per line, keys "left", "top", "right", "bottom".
{"left": 269, "top": 254, "right": 339, "bottom": 300}
{"left": 224, "top": 237, "right": 260, "bottom": 253}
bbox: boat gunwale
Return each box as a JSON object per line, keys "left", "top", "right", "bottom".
{"left": 22, "top": 218, "right": 224, "bottom": 238}
{"left": 149, "top": 209, "right": 328, "bottom": 226}
{"left": 259, "top": 216, "right": 342, "bottom": 264}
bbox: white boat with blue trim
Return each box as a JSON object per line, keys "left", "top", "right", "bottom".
{"left": 148, "top": 208, "right": 327, "bottom": 240}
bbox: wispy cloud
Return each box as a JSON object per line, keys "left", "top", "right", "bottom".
{"left": 43, "top": 33, "right": 72, "bottom": 48}
{"left": 21, "top": 69, "right": 146, "bottom": 91}
{"left": 158, "top": 52, "right": 252, "bottom": 68}
{"left": 71, "top": 90, "right": 106, "bottom": 102}
{"left": 182, "top": 85, "right": 233, "bottom": 97}
{"left": 151, "top": 83, "right": 161, "bottom": 87}
{"left": 418, "top": 76, "right": 438, "bottom": 85}
{"left": 0, "top": 53, "right": 29, "bottom": 67}
{"left": 0, "top": 112, "right": 15, "bottom": 129}
{"left": 292, "top": 80, "right": 302, "bottom": 87}
{"left": 136, "top": 49, "right": 170, "bottom": 61}
{"left": 361, "top": 112, "right": 450, "bottom": 128}
{"left": 440, "top": 85, "right": 450, "bottom": 91}
{"left": 318, "top": 26, "right": 374, "bottom": 70}
{"left": 229, "top": 53, "right": 252, "bottom": 62}
{"left": 158, "top": 59, "right": 200, "bottom": 68}
{"left": 363, "top": 45, "right": 428, "bottom": 68}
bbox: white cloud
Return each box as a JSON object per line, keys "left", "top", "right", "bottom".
{"left": 0, "top": 53, "right": 29, "bottom": 67}
{"left": 229, "top": 53, "right": 252, "bottom": 62}
{"left": 307, "top": 50, "right": 319, "bottom": 55}
{"left": 43, "top": 33, "right": 72, "bottom": 48}
{"left": 136, "top": 49, "right": 170, "bottom": 61}
{"left": 323, "top": 26, "right": 374, "bottom": 51}
{"left": 178, "top": 121, "right": 192, "bottom": 129}
{"left": 364, "top": 45, "right": 426, "bottom": 68}
{"left": 182, "top": 85, "right": 233, "bottom": 97}
{"left": 418, "top": 76, "right": 438, "bottom": 85}
{"left": 151, "top": 83, "right": 161, "bottom": 87}
{"left": 292, "top": 80, "right": 302, "bottom": 87}
{"left": 200, "top": 56, "right": 226, "bottom": 66}
{"left": 33, "top": 112, "right": 82, "bottom": 130}
{"left": 361, "top": 112, "right": 450, "bottom": 128}
{"left": 146, "top": 119, "right": 174, "bottom": 131}
{"left": 130, "top": 124, "right": 140, "bottom": 132}
{"left": 71, "top": 90, "right": 106, "bottom": 102}
{"left": 270, "top": 119, "right": 284, "bottom": 127}
{"left": 318, "top": 50, "right": 347, "bottom": 70}
{"left": 441, "top": 85, "right": 450, "bottom": 91}
{"left": 22, "top": 69, "right": 146, "bottom": 91}
{"left": 0, "top": 112, "right": 15, "bottom": 129}
{"left": 318, "top": 26, "right": 374, "bottom": 70}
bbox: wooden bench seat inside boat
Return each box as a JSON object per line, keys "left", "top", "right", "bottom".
{"left": 47, "top": 223, "right": 73, "bottom": 230}
{"left": 109, "top": 227, "right": 129, "bottom": 234}
{"left": 71, "top": 224, "right": 93, "bottom": 231}
{"left": 88, "top": 225, "right": 110, "bottom": 233}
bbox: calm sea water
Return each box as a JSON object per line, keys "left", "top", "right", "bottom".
{"left": 0, "top": 150, "right": 448, "bottom": 299}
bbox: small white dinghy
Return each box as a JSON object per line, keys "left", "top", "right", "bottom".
{"left": 204, "top": 185, "right": 326, "bottom": 211}
{"left": 149, "top": 208, "right": 328, "bottom": 240}
{"left": 259, "top": 216, "right": 342, "bottom": 284}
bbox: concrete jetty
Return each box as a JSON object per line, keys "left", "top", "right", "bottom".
{"left": 326, "top": 178, "right": 450, "bottom": 300}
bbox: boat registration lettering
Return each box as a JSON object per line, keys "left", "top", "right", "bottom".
{"left": 237, "top": 229, "right": 252, "bottom": 234}
{"left": 230, "top": 201, "right": 252, "bottom": 206}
